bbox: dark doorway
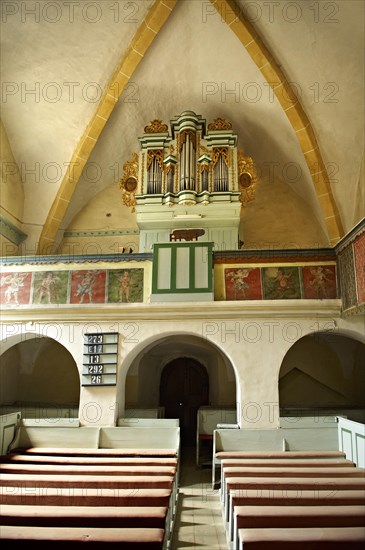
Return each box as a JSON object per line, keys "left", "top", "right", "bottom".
{"left": 160, "top": 357, "right": 209, "bottom": 445}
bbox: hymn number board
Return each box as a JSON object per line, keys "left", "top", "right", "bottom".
{"left": 82, "top": 333, "right": 119, "bottom": 386}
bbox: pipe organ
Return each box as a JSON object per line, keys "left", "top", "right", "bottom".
{"left": 119, "top": 111, "right": 257, "bottom": 253}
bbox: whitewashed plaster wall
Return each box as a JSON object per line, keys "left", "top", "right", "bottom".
{"left": 237, "top": 0, "right": 365, "bottom": 232}
{"left": 0, "top": 119, "right": 25, "bottom": 255}
{"left": 1, "top": 303, "right": 363, "bottom": 428}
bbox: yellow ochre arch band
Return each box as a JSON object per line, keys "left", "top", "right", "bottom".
{"left": 37, "top": 0, "right": 177, "bottom": 255}
{"left": 210, "top": 0, "right": 344, "bottom": 245}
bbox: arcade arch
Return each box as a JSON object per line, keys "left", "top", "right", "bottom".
{"left": 0, "top": 336, "right": 80, "bottom": 419}
{"left": 279, "top": 331, "right": 365, "bottom": 422}
{"left": 121, "top": 334, "right": 237, "bottom": 440}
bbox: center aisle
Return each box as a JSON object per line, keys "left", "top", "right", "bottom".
{"left": 170, "top": 447, "right": 228, "bottom": 549}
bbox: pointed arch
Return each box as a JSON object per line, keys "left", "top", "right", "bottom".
{"left": 210, "top": 0, "right": 344, "bottom": 245}
{"left": 37, "top": 0, "right": 177, "bottom": 254}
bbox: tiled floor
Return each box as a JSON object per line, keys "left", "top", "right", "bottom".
{"left": 170, "top": 447, "right": 228, "bottom": 549}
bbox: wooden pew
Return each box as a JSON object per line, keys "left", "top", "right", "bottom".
{"left": 99, "top": 427, "right": 180, "bottom": 461}
{"left": 2, "top": 453, "right": 178, "bottom": 467}
{"left": 0, "top": 504, "right": 168, "bottom": 528}
{"left": 232, "top": 505, "right": 365, "bottom": 550}
{"left": 221, "top": 457, "right": 355, "bottom": 469}
{"left": 228, "top": 489, "right": 365, "bottom": 543}
{"left": 10, "top": 446, "right": 178, "bottom": 457}
{"left": 9, "top": 427, "right": 100, "bottom": 452}
{"left": 0, "top": 525, "right": 166, "bottom": 548}
{"left": 0, "top": 428, "right": 179, "bottom": 548}
{"left": 224, "top": 476, "right": 365, "bottom": 525}
{"left": 0, "top": 412, "right": 20, "bottom": 456}
{"left": 196, "top": 406, "right": 236, "bottom": 466}
{"left": 0, "top": 458, "right": 178, "bottom": 515}
{"left": 0, "top": 463, "right": 177, "bottom": 477}
{"left": 237, "top": 526, "right": 365, "bottom": 549}
{"left": 0, "top": 503, "right": 172, "bottom": 546}
{"left": 0, "top": 486, "right": 173, "bottom": 507}
{"left": 212, "top": 423, "right": 346, "bottom": 488}
{"left": 117, "top": 418, "right": 179, "bottom": 427}
{"left": 9, "top": 426, "right": 181, "bottom": 459}
{"left": 221, "top": 466, "right": 365, "bottom": 504}
{"left": 0, "top": 473, "right": 174, "bottom": 490}
{"left": 212, "top": 429, "right": 286, "bottom": 488}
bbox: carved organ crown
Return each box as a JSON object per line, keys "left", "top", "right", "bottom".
{"left": 119, "top": 111, "right": 257, "bottom": 252}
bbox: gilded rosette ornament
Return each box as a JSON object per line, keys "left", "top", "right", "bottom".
{"left": 208, "top": 117, "right": 233, "bottom": 131}
{"left": 119, "top": 153, "right": 138, "bottom": 210}
{"left": 237, "top": 149, "right": 257, "bottom": 205}
{"left": 144, "top": 119, "right": 168, "bottom": 133}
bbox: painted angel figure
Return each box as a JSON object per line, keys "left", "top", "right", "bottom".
{"left": 0, "top": 273, "right": 27, "bottom": 304}
{"left": 117, "top": 270, "right": 131, "bottom": 303}
{"left": 227, "top": 268, "right": 252, "bottom": 299}
{"left": 309, "top": 266, "right": 333, "bottom": 299}
{"left": 75, "top": 271, "right": 100, "bottom": 303}
{"left": 36, "top": 272, "right": 60, "bottom": 304}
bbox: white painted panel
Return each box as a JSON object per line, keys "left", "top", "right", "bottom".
{"left": 355, "top": 433, "right": 365, "bottom": 468}
{"left": 341, "top": 428, "right": 354, "bottom": 462}
{"left": 338, "top": 417, "right": 365, "bottom": 466}
{"left": 2, "top": 424, "right": 16, "bottom": 455}
{"left": 157, "top": 247, "right": 171, "bottom": 289}
{"left": 195, "top": 246, "right": 208, "bottom": 288}
{"left": 176, "top": 247, "right": 190, "bottom": 289}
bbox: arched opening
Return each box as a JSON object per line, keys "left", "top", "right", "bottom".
{"left": 124, "top": 335, "right": 236, "bottom": 410}
{"left": 0, "top": 336, "right": 80, "bottom": 420}
{"left": 123, "top": 334, "right": 237, "bottom": 449}
{"left": 160, "top": 357, "right": 209, "bottom": 445}
{"left": 279, "top": 332, "right": 365, "bottom": 422}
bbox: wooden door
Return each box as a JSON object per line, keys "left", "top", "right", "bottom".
{"left": 160, "top": 357, "right": 209, "bottom": 445}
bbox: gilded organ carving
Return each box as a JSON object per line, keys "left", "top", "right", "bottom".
{"left": 118, "top": 111, "right": 258, "bottom": 252}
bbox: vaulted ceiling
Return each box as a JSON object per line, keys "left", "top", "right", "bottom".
{"left": 1, "top": 0, "right": 364, "bottom": 254}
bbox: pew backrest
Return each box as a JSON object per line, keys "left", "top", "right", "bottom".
{"left": 197, "top": 408, "right": 237, "bottom": 435}
{"left": 99, "top": 427, "right": 180, "bottom": 455}
{"left": 0, "top": 412, "right": 21, "bottom": 455}
{"left": 117, "top": 419, "right": 179, "bottom": 428}
{"left": 212, "top": 429, "right": 286, "bottom": 488}
{"left": 9, "top": 426, "right": 100, "bottom": 451}
{"left": 281, "top": 426, "right": 339, "bottom": 451}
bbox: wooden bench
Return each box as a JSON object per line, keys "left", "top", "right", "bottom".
{"left": 221, "top": 466, "right": 365, "bottom": 505}
{"left": 196, "top": 407, "right": 236, "bottom": 466}
{"left": 0, "top": 461, "right": 179, "bottom": 508}
{"left": 213, "top": 425, "right": 347, "bottom": 488}
{"left": 0, "top": 503, "right": 172, "bottom": 546}
{"left": 282, "top": 426, "right": 340, "bottom": 451}
{"left": 9, "top": 427, "right": 100, "bottom": 451}
{"left": 212, "top": 429, "right": 286, "bottom": 488}
{"left": 221, "top": 457, "right": 355, "bottom": 469}
{"left": 12, "top": 447, "right": 178, "bottom": 457}
{"left": 224, "top": 476, "right": 365, "bottom": 524}
{"left": 228, "top": 489, "right": 365, "bottom": 543}
{"left": 0, "top": 463, "right": 177, "bottom": 477}
{"left": 0, "top": 486, "right": 173, "bottom": 507}
{"left": 99, "top": 427, "right": 180, "bottom": 454}
{"left": 125, "top": 408, "right": 164, "bottom": 419}
{"left": 0, "top": 438, "right": 179, "bottom": 547}
{"left": 1, "top": 454, "right": 178, "bottom": 467}
{"left": 0, "top": 503, "right": 168, "bottom": 528}
{"left": 117, "top": 419, "right": 179, "bottom": 427}
{"left": 0, "top": 525, "right": 166, "bottom": 548}
{"left": 0, "top": 473, "right": 174, "bottom": 490}
{"left": 238, "top": 526, "right": 365, "bottom": 549}
{"left": 232, "top": 505, "right": 365, "bottom": 550}
{"left": 9, "top": 426, "right": 181, "bottom": 459}
{"left": 0, "top": 412, "right": 20, "bottom": 456}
